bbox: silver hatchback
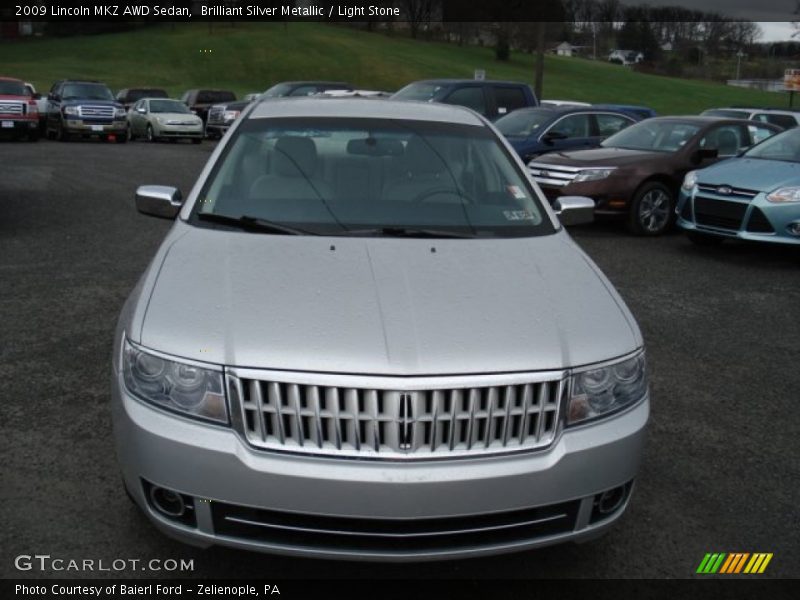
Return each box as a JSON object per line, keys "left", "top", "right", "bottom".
{"left": 112, "top": 97, "right": 649, "bottom": 561}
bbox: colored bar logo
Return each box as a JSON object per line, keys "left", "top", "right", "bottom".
{"left": 696, "top": 553, "right": 773, "bottom": 574}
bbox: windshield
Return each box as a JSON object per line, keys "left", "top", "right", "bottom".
{"left": 149, "top": 100, "right": 191, "bottom": 114}
{"left": 495, "top": 110, "right": 554, "bottom": 137}
{"left": 193, "top": 117, "right": 554, "bottom": 238}
{"left": 0, "top": 80, "right": 27, "bottom": 95}
{"left": 62, "top": 83, "right": 114, "bottom": 101}
{"left": 602, "top": 120, "right": 700, "bottom": 152}
{"left": 392, "top": 83, "right": 445, "bottom": 102}
{"left": 744, "top": 128, "right": 800, "bottom": 162}
{"left": 263, "top": 84, "right": 293, "bottom": 98}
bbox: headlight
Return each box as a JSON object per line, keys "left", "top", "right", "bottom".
{"left": 122, "top": 338, "right": 228, "bottom": 424}
{"left": 223, "top": 110, "right": 240, "bottom": 121}
{"left": 766, "top": 187, "right": 800, "bottom": 203}
{"left": 114, "top": 108, "right": 126, "bottom": 119}
{"left": 572, "top": 168, "right": 615, "bottom": 183}
{"left": 63, "top": 106, "right": 78, "bottom": 116}
{"left": 682, "top": 170, "right": 698, "bottom": 192}
{"left": 155, "top": 116, "right": 166, "bottom": 124}
{"left": 566, "top": 352, "right": 647, "bottom": 426}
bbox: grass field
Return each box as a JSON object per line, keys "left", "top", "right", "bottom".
{"left": 2, "top": 22, "right": 791, "bottom": 114}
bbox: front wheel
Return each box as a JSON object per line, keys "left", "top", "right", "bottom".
{"left": 627, "top": 182, "right": 674, "bottom": 236}
{"left": 146, "top": 124, "right": 156, "bottom": 143}
{"left": 687, "top": 231, "right": 725, "bottom": 246}
{"left": 56, "top": 119, "right": 69, "bottom": 142}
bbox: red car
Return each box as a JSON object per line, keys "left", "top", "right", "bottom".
{"left": 0, "top": 76, "right": 39, "bottom": 141}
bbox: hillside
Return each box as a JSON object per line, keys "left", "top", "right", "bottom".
{"left": 2, "top": 22, "right": 790, "bottom": 114}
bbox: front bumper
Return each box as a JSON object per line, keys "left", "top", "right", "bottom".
{"left": 154, "top": 122, "right": 204, "bottom": 138}
{"left": 63, "top": 119, "right": 127, "bottom": 135}
{"left": 677, "top": 190, "right": 800, "bottom": 246}
{"left": 205, "top": 122, "right": 231, "bottom": 137}
{"left": 112, "top": 371, "right": 649, "bottom": 561}
{"left": 0, "top": 117, "right": 38, "bottom": 132}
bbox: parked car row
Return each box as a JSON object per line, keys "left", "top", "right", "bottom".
{"left": 5, "top": 73, "right": 800, "bottom": 247}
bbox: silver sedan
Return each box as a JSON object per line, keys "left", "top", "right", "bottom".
{"left": 127, "top": 98, "right": 203, "bottom": 143}
{"left": 113, "top": 97, "right": 649, "bottom": 561}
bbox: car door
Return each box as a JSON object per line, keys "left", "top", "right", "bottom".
{"left": 538, "top": 112, "right": 596, "bottom": 153}
{"left": 592, "top": 112, "right": 636, "bottom": 145}
{"left": 491, "top": 85, "right": 529, "bottom": 119}
{"left": 752, "top": 112, "right": 797, "bottom": 130}
{"left": 697, "top": 123, "right": 750, "bottom": 161}
{"left": 47, "top": 82, "right": 62, "bottom": 128}
{"left": 132, "top": 100, "right": 146, "bottom": 136}
{"left": 440, "top": 85, "right": 489, "bottom": 118}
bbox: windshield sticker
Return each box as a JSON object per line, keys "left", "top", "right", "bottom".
{"left": 506, "top": 185, "right": 527, "bottom": 200}
{"left": 503, "top": 210, "right": 534, "bottom": 221}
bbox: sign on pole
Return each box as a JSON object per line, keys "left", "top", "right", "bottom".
{"left": 784, "top": 69, "right": 800, "bottom": 91}
{"left": 474, "top": 69, "right": 486, "bottom": 81}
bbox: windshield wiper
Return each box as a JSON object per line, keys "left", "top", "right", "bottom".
{"left": 334, "top": 227, "right": 475, "bottom": 239}
{"left": 196, "top": 212, "right": 316, "bottom": 236}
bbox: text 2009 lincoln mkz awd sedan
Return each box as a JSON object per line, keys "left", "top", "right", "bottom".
{"left": 112, "top": 97, "right": 649, "bottom": 561}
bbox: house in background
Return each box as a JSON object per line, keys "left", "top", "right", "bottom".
{"left": 553, "top": 42, "right": 588, "bottom": 57}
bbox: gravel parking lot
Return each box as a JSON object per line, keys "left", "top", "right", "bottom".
{"left": 1, "top": 138, "right": 798, "bottom": 579}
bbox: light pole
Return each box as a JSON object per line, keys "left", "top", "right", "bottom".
{"left": 736, "top": 50, "right": 746, "bottom": 80}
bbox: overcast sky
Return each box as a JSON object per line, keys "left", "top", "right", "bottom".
{"left": 758, "top": 22, "right": 797, "bottom": 41}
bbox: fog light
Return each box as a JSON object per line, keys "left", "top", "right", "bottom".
{"left": 590, "top": 481, "right": 633, "bottom": 523}
{"left": 150, "top": 486, "right": 186, "bottom": 517}
{"left": 788, "top": 222, "right": 800, "bottom": 236}
{"left": 142, "top": 480, "right": 197, "bottom": 527}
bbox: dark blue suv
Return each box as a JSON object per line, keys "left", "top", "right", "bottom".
{"left": 46, "top": 79, "right": 127, "bottom": 142}
{"left": 392, "top": 79, "right": 537, "bottom": 121}
{"left": 495, "top": 106, "right": 639, "bottom": 162}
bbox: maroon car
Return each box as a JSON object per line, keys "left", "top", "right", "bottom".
{"left": 528, "top": 116, "right": 781, "bottom": 235}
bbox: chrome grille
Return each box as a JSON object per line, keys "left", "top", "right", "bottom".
{"left": 528, "top": 162, "right": 584, "bottom": 188}
{"left": 77, "top": 104, "right": 114, "bottom": 119}
{"left": 207, "top": 106, "right": 224, "bottom": 124}
{"left": 228, "top": 370, "right": 565, "bottom": 459}
{"left": 0, "top": 101, "right": 25, "bottom": 115}
{"left": 696, "top": 183, "right": 758, "bottom": 199}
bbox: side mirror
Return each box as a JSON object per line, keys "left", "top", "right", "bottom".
{"left": 692, "top": 147, "right": 718, "bottom": 164}
{"left": 49, "top": 93, "right": 59, "bottom": 101}
{"left": 136, "top": 107, "right": 146, "bottom": 114}
{"left": 542, "top": 130, "right": 567, "bottom": 144}
{"left": 553, "top": 196, "right": 595, "bottom": 226}
{"left": 135, "top": 186, "right": 183, "bottom": 219}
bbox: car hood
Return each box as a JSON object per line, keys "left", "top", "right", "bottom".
{"left": 695, "top": 157, "right": 800, "bottom": 192}
{"left": 134, "top": 223, "right": 640, "bottom": 375}
{"left": 533, "top": 146, "right": 667, "bottom": 167}
{"left": 150, "top": 112, "right": 200, "bottom": 120}
{"left": 62, "top": 99, "right": 121, "bottom": 108}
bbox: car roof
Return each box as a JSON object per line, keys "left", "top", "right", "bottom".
{"left": 248, "top": 97, "right": 486, "bottom": 126}
{"left": 275, "top": 81, "right": 351, "bottom": 86}
{"left": 406, "top": 79, "right": 530, "bottom": 86}
{"left": 508, "top": 106, "right": 632, "bottom": 116}
{"left": 648, "top": 115, "right": 782, "bottom": 130}
{"left": 0, "top": 76, "right": 24, "bottom": 83}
